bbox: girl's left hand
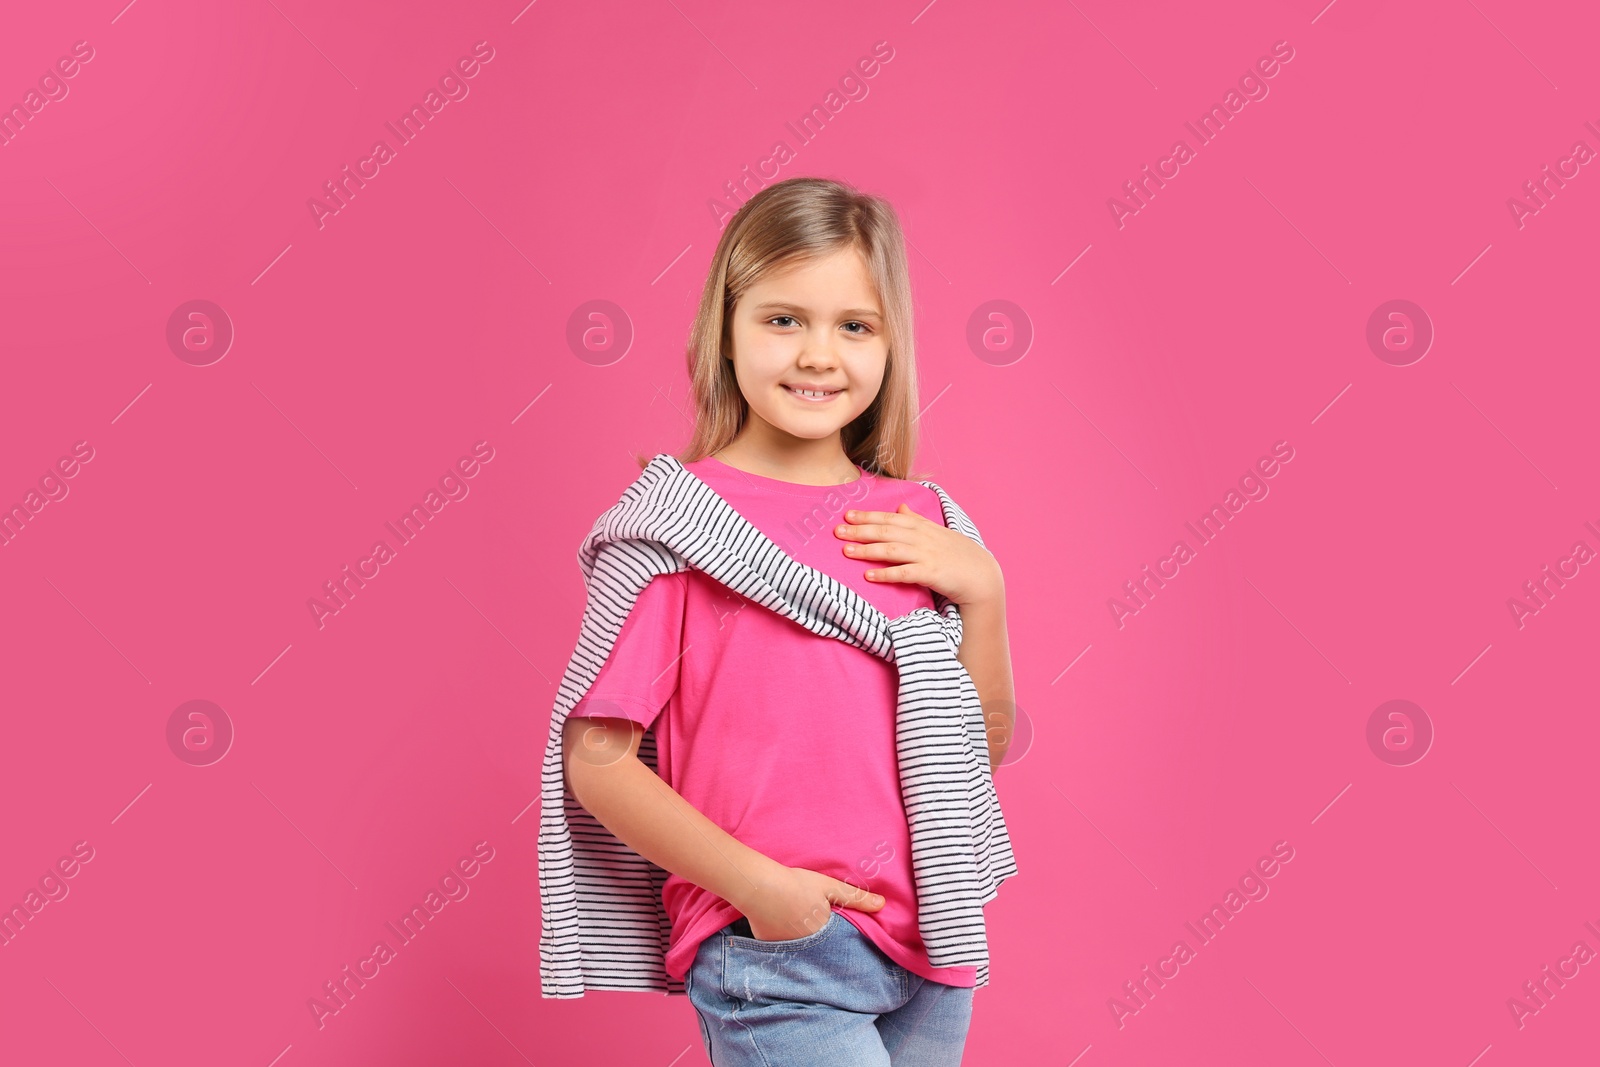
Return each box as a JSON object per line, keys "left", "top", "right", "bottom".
{"left": 835, "top": 503, "right": 1004, "bottom": 608}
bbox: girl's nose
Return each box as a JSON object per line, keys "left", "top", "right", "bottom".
{"left": 796, "top": 334, "right": 842, "bottom": 367}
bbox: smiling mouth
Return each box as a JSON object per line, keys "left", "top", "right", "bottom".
{"left": 783, "top": 385, "right": 843, "bottom": 402}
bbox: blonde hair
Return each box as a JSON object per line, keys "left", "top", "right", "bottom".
{"left": 635, "top": 176, "right": 924, "bottom": 481}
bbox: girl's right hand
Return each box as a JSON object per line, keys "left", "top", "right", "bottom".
{"left": 738, "top": 866, "right": 884, "bottom": 942}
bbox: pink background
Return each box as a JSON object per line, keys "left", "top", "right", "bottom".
{"left": 2, "top": 0, "right": 1596, "bottom": 1063}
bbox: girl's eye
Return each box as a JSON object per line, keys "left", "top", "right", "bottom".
{"left": 767, "top": 316, "right": 873, "bottom": 334}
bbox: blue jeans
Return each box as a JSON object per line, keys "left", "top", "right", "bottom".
{"left": 685, "top": 910, "right": 975, "bottom": 1066}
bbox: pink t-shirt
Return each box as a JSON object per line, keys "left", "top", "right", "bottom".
{"left": 568, "top": 454, "right": 978, "bottom": 988}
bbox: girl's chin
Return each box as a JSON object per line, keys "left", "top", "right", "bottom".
{"left": 767, "top": 419, "right": 849, "bottom": 441}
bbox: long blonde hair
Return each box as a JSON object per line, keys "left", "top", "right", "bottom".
{"left": 636, "top": 176, "right": 923, "bottom": 480}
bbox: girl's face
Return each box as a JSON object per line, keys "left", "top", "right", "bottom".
{"left": 725, "top": 246, "right": 889, "bottom": 450}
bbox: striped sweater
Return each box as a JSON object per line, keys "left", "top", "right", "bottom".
{"left": 537, "top": 453, "right": 1020, "bottom": 998}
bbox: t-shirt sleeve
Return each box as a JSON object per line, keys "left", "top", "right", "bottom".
{"left": 913, "top": 484, "right": 947, "bottom": 527}
{"left": 917, "top": 480, "right": 984, "bottom": 547}
{"left": 568, "top": 572, "right": 686, "bottom": 729}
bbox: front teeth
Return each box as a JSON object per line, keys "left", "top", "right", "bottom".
{"left": 790, "top": 387, "right": 836, "bottom": 398}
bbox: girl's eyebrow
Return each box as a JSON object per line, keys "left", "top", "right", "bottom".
{"left": 751, "top": 301, "right": 882, "bottom": 320}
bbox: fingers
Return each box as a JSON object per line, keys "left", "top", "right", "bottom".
{"left": 837, "top": 507, "right": 934, "bottom": 546}
{"left": 843, "top": 540, "right": 909, "bottom": 561}
{"left": 845, "top": 507, "right": 924, "bottom": 524}
{"left": 861, "top": 563, "right": 921, "bottom": 584}
{"left": 841, "top": 509, "right": 920, "bottom": 532}
{"left": 831, "top": 879, "right": 884, "bottom": 909}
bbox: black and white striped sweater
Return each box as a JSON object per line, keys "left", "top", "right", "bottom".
{"left": 537, "top": 453, "right": 1020, "bottom": 998}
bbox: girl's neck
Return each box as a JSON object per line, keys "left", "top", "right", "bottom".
{"left": 710, "top": 442, "right": 861, "bottom": 487}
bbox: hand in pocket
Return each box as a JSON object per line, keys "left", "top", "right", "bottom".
{"left": 739, "top": 865, "right": 883, "bottom": 942}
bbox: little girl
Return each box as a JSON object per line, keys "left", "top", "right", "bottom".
{"left": 539, "top": 176, "right": 1019, "bottom": 1065}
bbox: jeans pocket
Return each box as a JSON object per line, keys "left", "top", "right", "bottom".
{"left": 720, "top": 911, "right": 842, "bottom": 1003}
{"left": 724, "top": 909, "right": 838, "bottom": 951}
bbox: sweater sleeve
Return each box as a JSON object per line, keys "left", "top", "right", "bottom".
{"left": 568, "top": 571, "right": 687, "bottom": 729}
{"left": 915, "top": 479, "right": 988, "bottom": 619}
